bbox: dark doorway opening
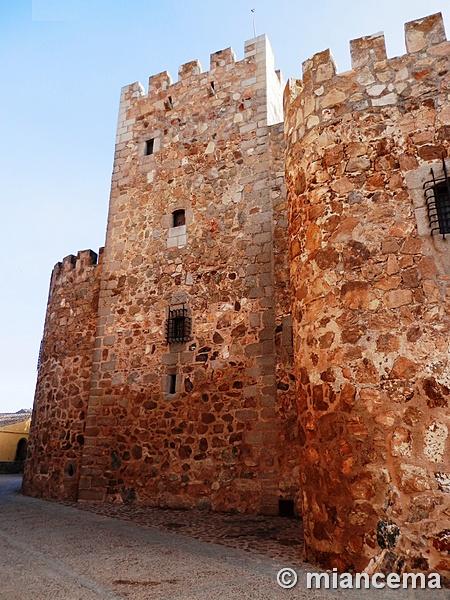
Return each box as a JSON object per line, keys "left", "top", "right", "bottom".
{"left": 15, "top": 438, "right": 27, "bottom": 462}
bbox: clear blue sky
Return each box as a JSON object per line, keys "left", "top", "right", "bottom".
{"left": 1, "top": 0, "right": 448, "bottom": 413}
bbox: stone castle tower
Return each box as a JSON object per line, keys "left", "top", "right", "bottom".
{"left": 23, "top": 35, "right": 300, "bottom": 517}
{"left": 24, "top": 13, "right": 450, "bottom": 575}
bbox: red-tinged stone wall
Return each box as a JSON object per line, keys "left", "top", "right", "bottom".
{"left": 76, "top": 36, "right": 299, "bottom": 514}
{"left": 284, "top": 13, "right": 450, "bottom": 574}
{"left": 23, "top": 250, "right": 102, "bottom": 500}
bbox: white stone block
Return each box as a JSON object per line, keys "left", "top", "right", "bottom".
{"left": 119, "top": 131, "right": 133, "bottom": 143}
{"left": 168, "top": 225, "right": 186, "bottom": 238}
{"left": 372, "top": 93, "right": 397, "bottom": 106}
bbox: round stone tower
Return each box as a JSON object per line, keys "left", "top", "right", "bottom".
{"left": 284, "top": 13, "right": 450, "bottom": 574}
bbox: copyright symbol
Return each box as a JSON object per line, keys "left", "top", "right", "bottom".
{"left": 277, "top": 567, "right": 298, "bottom": 589}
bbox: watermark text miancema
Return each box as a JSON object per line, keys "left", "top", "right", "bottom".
{"left": 276, "top": 568, "right": 441, "bottom": 590}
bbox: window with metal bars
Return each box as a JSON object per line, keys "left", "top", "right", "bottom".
{"left": 166, "top": 307, "right": 191, "bottom": 344}
{"left": 424, "top": 158, "right": 450, "bottom": 238}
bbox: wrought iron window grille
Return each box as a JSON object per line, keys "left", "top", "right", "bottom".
{"left": 424, "top": 157, "right": 450, "bottom": 238}
{"left": 166, "top": 306, "right": 191, "bottom": 344}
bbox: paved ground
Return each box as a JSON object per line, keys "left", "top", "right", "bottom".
{"left": 0, "top": 475, "right": 446, "bottom": 599}
{"left": 54, "top": 492, "right": 304, "bottom": 567}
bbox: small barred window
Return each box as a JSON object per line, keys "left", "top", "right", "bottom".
{"left": 166, "top": 307, "right": 191, "bottom": 344}
{"left": 424, "top": 158, "right": 450, "bottom": 238}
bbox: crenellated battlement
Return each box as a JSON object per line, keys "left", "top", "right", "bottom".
{"left": 114, "top": 34, "right": 284, "bottom": 148}
{"left": 50, "top": 248, "right": 103, "bottom": 288}
{"left": 284, "top": 13, "right": 448, "bottom": 135}
{"left": 120, "top": 35, "right": 271, "bottom": 105}
{"left": 145, "top": 47, "right": 238, "bottom": 96}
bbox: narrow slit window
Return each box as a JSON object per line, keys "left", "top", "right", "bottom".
{"left": 424, "top": 158, "right": 450, "bottom": 238}
{"left": 169, "top": 374, "right": 177, "bottom": 394}
{"left": 210, "top": 81, "right": 217, "bottom": 97}
{"left": 172, "top": 209, "right": 186, "bottom": 227}
{"left": 165, "top": 96, "right": 174, "bottom": 110}
{"left": 145, "top": 139, "right": 154, "bottom": 156}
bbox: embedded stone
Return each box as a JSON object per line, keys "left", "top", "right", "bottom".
{"left": 377, "top": 520, "right": 400, "bottom": 549}
{"left": 385, "top": 290, "right": 412, "bottom": 309}
{"left": 391, "top": 428, "right": 412, "bottom": 458}
{"left": 424, "top": 421, "right": 448, "bottom": 463}
{"left": 374, "top": 412, "right": 396, "bottom": 428}
{"left": 389, "top": 357, "right": 417, "bottom": 380}
{"left": 341, "top": 281, "right": 370, "bottom": 309}
{"left": 422, "top": 377, "right": 449, "bottom": 408}
{"left": 323, "top": 145, "right": 344, "bottom": 167}
{"left": 435, "top": 472, "right": 450, "bottom": 493}
{"left": 322, "top": 89, "right": 346, "bottom": 108}
{"left": 399, "top": 465, "right": 431, "bottom": 493}
{"left": 331, "top": 177, "right": 354, "bottom": 194}
{"left": 434, "top": 530, "right": 450, "bottom": 553}
{"left": 314, "top": 246, "right": 339, "bottom": 270}
{"left": 407, "top": 496, "right": 437, "bottom": 523}
{"left": 348, "top": 190, "right": 364, "bottom": 204}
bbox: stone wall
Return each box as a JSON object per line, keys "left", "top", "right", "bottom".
{"left": 76, "top": 36, "right": 298, "bottom": 514}
{"left": 23, "top": 250, "right": 102, "bottom": 500}
{"left": 284, "top": 13, "right": 450, "bottom": 573}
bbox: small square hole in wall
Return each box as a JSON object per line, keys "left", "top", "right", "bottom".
{"left": 279, "top": 499, "right": 295, "bottom": 518}
{"left": 172, "top": 209, "right": 186, "bottom": 227}
{"left": 145, "top": 139, "right": 154, "bottom": 156}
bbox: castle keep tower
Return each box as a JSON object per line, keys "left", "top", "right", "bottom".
{"left": 284, "top": 13, "right": 450, "bottom": 573}
{"left": 24, "top": 36, "right": 299, "bottom": 516}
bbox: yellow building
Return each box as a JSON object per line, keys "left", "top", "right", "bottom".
{"left": 0, "top": 410, "right": 32, "bottom": 462}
